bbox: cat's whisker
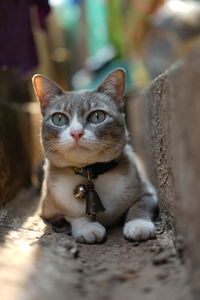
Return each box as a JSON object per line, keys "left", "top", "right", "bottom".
{"left": 45, "top": 143, "right": 60, "bottom": 153}
{"left": 57, "top": 138, "right": 115, "bottom": 150}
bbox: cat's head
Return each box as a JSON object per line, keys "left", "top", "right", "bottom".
{"left": 32, "top": 69, "right": 127, "bottom": 168}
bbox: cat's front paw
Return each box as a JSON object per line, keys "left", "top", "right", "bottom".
{"left": 72, "top": 221, "right": 106, "bottom": 244}
{"left": 123, "top": 219, "right": 156, "bottom": 241}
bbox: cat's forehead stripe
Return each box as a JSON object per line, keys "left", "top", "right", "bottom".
{"left": 62, "top": 91, "right": 92, "bottom": 113}
{"left": 47, "top": 90, "right": 119, "bottom": 121}
{"left": 70, "top": 114, "right": 83, "bottom": 130}
{"left": 57, "top": 91, "right": 112, "bottom": 113}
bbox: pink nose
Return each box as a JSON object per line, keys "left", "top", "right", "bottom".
{"left": 70, "top": 129, "right": 84, "bottom": 140}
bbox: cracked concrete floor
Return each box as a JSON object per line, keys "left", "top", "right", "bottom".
{"left": 0, "top": 188, "right": 192, "bottom": 300}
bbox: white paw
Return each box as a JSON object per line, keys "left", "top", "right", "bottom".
{"left": 123, "top": 219, "right": 156, "bottom": 241}
{"left": 72, "top": 221, "right": 106, "bottom": 244}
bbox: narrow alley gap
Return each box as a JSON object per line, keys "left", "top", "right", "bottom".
{"left": 0, "top": 188, "right": 191, "bottom": 300}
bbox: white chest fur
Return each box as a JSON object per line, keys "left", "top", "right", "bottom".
{"left": 48, "top": 166, "right": 136, "bottom": 225}
{"left": 49, "top": 169, "right": 87, "bottom": 218}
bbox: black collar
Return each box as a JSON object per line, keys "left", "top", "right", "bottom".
{"left": 72, "top": 156, "right": 122, "bottom": 179}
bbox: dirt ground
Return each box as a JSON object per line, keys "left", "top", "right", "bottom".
{"left": 0, "top": 188, "right": 192, "bottom": 300}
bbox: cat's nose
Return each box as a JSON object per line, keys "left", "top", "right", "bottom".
{"left": 70, "top": 129, "right": 84, "bottom": 140}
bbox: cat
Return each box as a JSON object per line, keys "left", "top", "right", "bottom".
{"left": 32, "top": 68, "right": 158, "bottom": 244}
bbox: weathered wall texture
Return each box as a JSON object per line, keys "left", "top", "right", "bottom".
{"left": 128, "top": 48, "right": 200, "bottom": 299}
{"left": 0, "top": 103, "right": 41, "bottom": 204}
{"left": 128, "top": 74, "right": 175, "bottom": 228}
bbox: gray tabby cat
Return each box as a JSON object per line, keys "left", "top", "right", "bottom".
{"left": 32, "top": 69, "right": 158, "bottom": 244}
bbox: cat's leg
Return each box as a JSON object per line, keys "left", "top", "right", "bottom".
{"left": 70, "top": 217, "right": 106, "bottom": 244}
{"left": 40, "top": 195, "right": 68, "bottom": 232}
{"left": 42, "top": 216, "right": 69, "bottom": 233}
{"left": 123, "top": 187, "right": 158, "bottom": 241}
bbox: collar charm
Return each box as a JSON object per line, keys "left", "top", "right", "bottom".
{"left": 85, "top": 180, "right": 105, "bottom": 218}
{"left": 72, "top": 157, "right": 122, "bottom": 219}
{"left": 73, "top": 169, "right": 105, "bottom": 220}
{"left": 74, "top": 184, "right": 87, "bottom": 200}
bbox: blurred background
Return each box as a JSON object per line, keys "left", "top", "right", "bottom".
{"left": 1, "top": 0, "right": 200, "bottom": 186}
{"left": 1, "top": 0, "right": 200, "bottom": 102}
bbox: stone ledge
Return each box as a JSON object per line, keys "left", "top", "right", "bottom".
{"left": 128, "top": 46, "right": 200, "bottom": 299}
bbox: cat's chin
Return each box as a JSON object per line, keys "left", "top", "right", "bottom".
{"left": 68, "top": 144, "right": 90, "bottom": 151}
{"left": 45, "top": 147, "right": 96, "bottom": 168}
{"left": 46, "top": 147, "right": 123, "bottom": 168}
{"left": 45, "top": 140, "right": 126, "bottom": 168}
{"left": 58, "top": 139, "right": 94, "bottom": 152}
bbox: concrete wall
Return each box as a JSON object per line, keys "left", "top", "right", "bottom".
{"left": 127, "top": 47, "right": 200, "bottom": 299}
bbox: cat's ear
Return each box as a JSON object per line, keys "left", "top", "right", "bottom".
{"left": 96, "top": 68, "right": 126, "bottom": 105}
{"left": 32, "top": 74, "right": 64, "bottom": 113}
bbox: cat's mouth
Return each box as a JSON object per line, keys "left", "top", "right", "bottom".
{"left": 59, "top": 138, "right": 103, "bottom": 152}
{"left": 70, "top": 141, "right": 90, "bottom": 151}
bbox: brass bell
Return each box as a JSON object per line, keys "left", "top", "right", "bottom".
{"left": 74, "top": 184, "right": 87, "bottom": 200}
{"left": 85, "top": 181, "right": 105, "bottom": 215}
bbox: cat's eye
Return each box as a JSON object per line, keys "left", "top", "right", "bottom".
{"left": 52, "top": 113, "right": 68, "bottom": 126}
{"left": 88, "top": 110, "right": 106, "bottom": 124}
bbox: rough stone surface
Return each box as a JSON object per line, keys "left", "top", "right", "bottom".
{"left": 127, "top": 47, "right": 200, "bottom": 299}
{"left": 0, "top": 104, "right": 32, "bottom": 204}
{"left": 0, "top": 188, "right": 191, "bottom": 300}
